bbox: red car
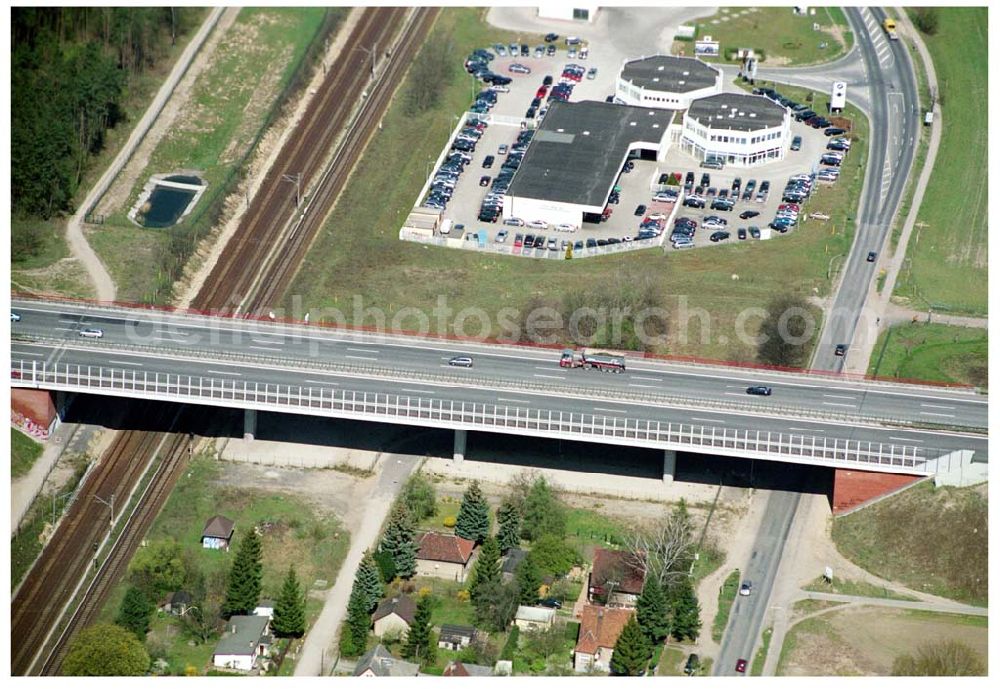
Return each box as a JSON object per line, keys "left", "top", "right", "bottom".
{"left": 536, "top": 86, "right": 549, "bottom": 98}
{"left": 735, "top": 659, "right": 747, "bottom": 673}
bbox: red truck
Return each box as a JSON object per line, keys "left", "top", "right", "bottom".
{"left": 559, "top": 348, "right": 626, "bottom": 372}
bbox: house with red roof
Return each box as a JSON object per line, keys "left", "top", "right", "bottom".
{"left": 415, "top": 532, "right": 476, "bottom": 582}
{"left": 573, "top": 604, "right": 634, "bottom": 673}
{"left": 587, "top": 547, "right": 646, "bottom": 608}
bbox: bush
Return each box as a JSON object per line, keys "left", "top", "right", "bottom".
{"left": 893, "top": 641, "right": 984, "bottom": 676}
{"left": 912, "top": 8, "right": 939, "bottom": 35}
{"left": 443, "top": 515, "right": 456, "bottom": 528}
{"left": 756, "top": 294, "right": 817, "bottom": 367}
{"left": 456, "top": 589, "right": 471, "bottom": 602}
{"left": 500, "top": 626, "right": 520, "bottom": 660}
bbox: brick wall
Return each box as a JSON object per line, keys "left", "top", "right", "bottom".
{"left": 832, "top": 469, "right": 921, "bottom": 514}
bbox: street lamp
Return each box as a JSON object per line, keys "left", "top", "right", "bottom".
{"left": 281, "top": 173, "right": 302, "bottom": 208}
{"left": 51, "top": 489, "right": 74, "bottom": 526}
{"left": 93, "top": 493, "right": 115, "bottom": 528}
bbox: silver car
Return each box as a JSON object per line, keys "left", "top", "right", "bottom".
{"left": 448, "top": 356, "right": 473, "bottom": 368}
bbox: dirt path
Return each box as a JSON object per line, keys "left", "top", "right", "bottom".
{"left": 66, "top": 7, "right": 225, "bottom": 303}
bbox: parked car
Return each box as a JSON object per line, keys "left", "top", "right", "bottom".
{"left": 739, "top": 210, "right": 760, "bottom": 220}
{"left": 508, "top": 63, "right": 531, "bottom": 74}
{"left": 749, "top": 226, "right": 761, "bottom": 239}
{"left": 790, "top": 135, "right": 802, "bottom": 151}
{"left": 527, "top": 219, "right": 548, "bottom": 230}
{"left": 544, "top": 32, "right": 559, "bottom": 42}
{"left": 495, "top": 229, "right": 508, "bottom": 243}
{"left": 503, "top": 217, "right": 525, "bottom": 227}
{"left": 825, "top": 127, "right": 847, "bottom": 137}
{"left": 737, "top": 227, "right": 747, "bottom": 240}
{"left": 634, "top": 204, "right": 647, "bottom": 216}
{"left": 709, "top": 231, "right": 730, "bottom": 242}
{"left": 587, "top": 67, "right": 598, "bottom": 80}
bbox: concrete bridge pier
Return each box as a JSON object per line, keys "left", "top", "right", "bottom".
{"left": 453, "top": 429, "right": 467, "bottom": 463}
{"left": 243, "top": 409, "right": 257, "bottom": 441}
{"left": 662, "top": 449, "right": 676, "bottom": 483}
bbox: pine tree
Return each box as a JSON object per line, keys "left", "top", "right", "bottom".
{"left": 455, "top": 480, "right": 491, "bottom": 543}
{"left": 340, "top": 584, "right": 371, "bottom": 657}
{"left": 356, "top": 550, "right": 384, "bottom": 611}
{"left": 670, "top": 578, "right": 701, "bottom": 642}
{"left": 468, "top": 536, "right": 502, "bottom": 603}
{"left": 515, "top": 556, "right": 542, "bottom": 605}
{"left": 272, "top": 566, "right": 306, "bottom": 638}
{"left": 636, "top": 576, "right": 670, "bottom": 644}
{"left": 222, "top": 528, "right": 263, "bottom": 618}
{"left": 380, "top": 502, "right": 418, "bottom": 580}
{"left": 609, "top": 616, "right": 652, "bottom": 676}
{"left": 115, "top": 586, "right": 153, "bottom": 640}
{"left": 496, "top": 499, "right": 522, "bottom": 553}
{"left": 403, "top": 594, "right": 437, "bottom": 666}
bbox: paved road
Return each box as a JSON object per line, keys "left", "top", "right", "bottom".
{"left": 714, "top": 490, "right": 800, "bottom": 676}
{"left": 799, "top": 590, "right": 988, "bottom": 616}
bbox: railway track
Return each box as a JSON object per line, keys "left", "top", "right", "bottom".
{"left": 13, "top": 5, "right": 437, "bottom": 676}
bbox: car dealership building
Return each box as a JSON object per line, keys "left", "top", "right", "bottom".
{"left": 678, "top": 92, "right": 791, "bottom": 167}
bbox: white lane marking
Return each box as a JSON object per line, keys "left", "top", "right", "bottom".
{"left": 631, "top": 376, "right": 663, "bottom": 382}
{"left": 823, "top": 394, "right": 856, "bottom": 400}
{"left": 593, "top": 407, "right": 623, "bottom": 413}
{"left": 790, "top": 427, "right": 825, "bottom": 433}
{"left": 628, "top": 384, "right": 656, "bottom": 389}
{"left": 535, "top": 366, "right": 557, "bottom": 371}
{"left": 822, "top": 402, "right": 856, "bottom": 408}
{"left": 921, "top": 403, "right": 956, "bottom": 410}
{"left": 921, "top": 411, "right": 956, "bottom": 418}
{"left": 401, "top": 388, "right": 433, "bottom": 394}
{"left": 109, "top": 360, "right": 141, "bottom": 366}
{"left": 304, "top": 379, "right": 339, "bottom": 385}
{"left": 890, "top": 437, "right": 923, "bottom": 443}
{"left": 207, "top": 369, "right": 241, "bottom": 376}
{"left": 346, "top": 347, "right": 379, "bottom": 354}
{"left": 249, "top": 345, "right": 282, "bottom": 351}
{"left": 692, "top": 417, "right": 725, "bottom": 423}
{"left": 345, "top": 355, "right": 377, "bottom": 361}
{"left": 498, "top": 397, "right": 532, "bottom": 404}
{"left": 724, "top": 392, "right": 749, "bottom": 397}
{"left": 534, "top": 374, "right": 565, "bottom": 380}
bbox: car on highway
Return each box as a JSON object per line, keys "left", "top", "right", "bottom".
{"left": 746, "top": 386, "right": 771, "bottom": 396}
{"left": 739, "top": 580, "right": 754, "bottom": 595}
{"left": 448, "top": 356, "right": 473, "bottom": 367}
{"left": 834, "top": 344, "right": 848, "bottom": 356}
{"left": 11, "top": 312, "right": 20, "bottom": 322}
{"left": 735, "top": 658, "right": 748, "bottom": 674}
{"left": 79, "top": 327, "right": 104, "bottom": 339}
{"left": 867, "top": 251, "right": 878, "bottom": 262}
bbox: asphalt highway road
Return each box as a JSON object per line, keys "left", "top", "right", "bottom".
{"left": 10, "top": 300, "right": 987, "bottom": 462}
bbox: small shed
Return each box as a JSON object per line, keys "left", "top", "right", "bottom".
{"left": 501, "top": 548, "right": 528, "bottom": 582}
{"left": 438, "top": 624, "right": 477, "bottom": 650}
{"left": 202, "top": 515, "right": 235, "bottom": 550}
{"left": 514, "top": 605, "right": 556, "bottom": 631}
{"left": 253, "top": 599, "right": 275, "bottom": 620}
{"left": 163, "top": 590, "right": 192, "bottom": 616}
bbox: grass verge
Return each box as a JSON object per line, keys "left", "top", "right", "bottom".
{"left": 802, "top": 576, "right": 917, "bottom": 602}
{"left": 776, "top": 614, "right": 834, "bottom": 675}
{"left": 792, "top": 598, "right": 844, "bottom": 617}
{"left": 893, "top": 8, "right": 987, "bottom": 315}
{"left": 868, "top": 322, "right": 987, "bottom": 388}
{"left": 11, "top": 429, "right": 44, "bottom": 479}
{"left": 751, "top": 626, "right": 772, "bottom": 675}
{"left": 656, "top": 646, "right": 686, "bottom": 676}
{"left": 712, "top": 569, "right": 740, "bottom": 642}
{"left": 832, "top": 480, "right": 987, "bottom": 606}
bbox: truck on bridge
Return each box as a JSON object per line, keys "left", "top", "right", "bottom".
{"left": 560, "top": 348, "right": 626, "bottom": 372}
{"left": 882, "top": 17, "right": 898, "bottom": 40}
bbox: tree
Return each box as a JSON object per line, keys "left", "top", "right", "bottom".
{"left": 62, "top": 623, "right": 150, "bottom": 676}
{"left": 222, "top": 529, "right": 263, "bottom": 618}
{"left": 179, "top": 596, "right": 221, "bottom": 645}
{"left": 272, "top": 566, "right": 306, "bottom": 638}
{"left": 669, "top": 578, "right": 701, "bottom": 642}
{"left": 402, "top": 594, "right": 437, "bottom": 665}
{"left": 520, "top": 477, "right": 566, "bottom": 541}
{"left": 455, "top": 480, "right": 491, "bottom": 543}
{"left": 892, "top": 641, "right": 984, "bottom": 676}
{"left": 756, "top": 294, "right": 816, "bottom": 367}
{"left": 515, "top": 556, "right": 542, "bottom": 605}
{"left": 340, "top": 584, "right": 371, "bottom": 657}
{"left": 468, "top": 536, "right": 502, "bottom": 602}
{"left": 912, "top": 8, "right": 939, "bottom": 35}
{"left": 636, "top": 577, "right": 670, "bottom": 644}
{"left": 374, "top": 548, "right": 397, "bottom": 583}
{"left": 380, "top": 502, "right": 418, "bottom": 579}
{"left": 473, "top": 578, "right": 520, "bottom": 632}
{"left": 528, "top": 534, "right": 582, "bottom": 578}
{"left": 115, "top": 586, "right": 153, "bottom": 641}
{"left": 403, "top": 37, "right": 454, "bottom": 116}
{"left": 355, "top": 550, "right": 384, "bottom": 611}
{"left": 626, "top": 509, "right": 696, "bottom": 590}
{"left": 609, "top": 616, "right": 651, "bottom": 676}
{"left": 496, "top": 499, "right": 522, "bottom": 553}
{"left": 401, "top": 473, "right": 437, "bottom": 521}
{"left": 128, "top": 538, "right": 186, "bottom": 598}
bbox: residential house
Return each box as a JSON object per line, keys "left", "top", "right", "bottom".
{"left": 163, "top": 590, "right": 192, "bottom": 616}
{"left": 587, "top": 547, "right": 645, "bottom": 608}
{"left": 443, "top": 660, "right": 493, "bottom": 677}
{"left": 212, "top": 615, "right": 271, "bottom": 672}
{"left": 437, "top": 624, "right": 476, "bottom": 651}
{"left": 354, "top": 644, "right": 421, "bottom": 677}
{"left": 573, "top": 605, "right": 633, "bottom": 673}
{"left": 415, "top": 532, "right": 476, "bottom": 582}
{"left": 513, "top": 605, "right": 555, "bottom": 631}
{"left": 201, "top": 515, "right": 235, "bottom": 550}
{"left": 372, "top": 595, "right": 417, "bottom": 638}
{"left": 500, "top": 547, "right": 528, "bottom": 582}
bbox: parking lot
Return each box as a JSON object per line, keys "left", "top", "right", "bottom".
{"left": 405, "top": 40, "right": 853, "bottom": 259}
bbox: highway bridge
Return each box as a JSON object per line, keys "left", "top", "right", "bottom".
{"left": 11, "top": 298, "right": 986, "bottom": 480}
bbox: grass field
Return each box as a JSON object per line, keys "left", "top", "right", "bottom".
{"left": 288, "top": 9, "right": 869, "bottom": 364}
{"left": 893, "top": 8, "right": 987, "bottom": 315}
{"left": 712, "top": 569, "right": 740, "bottom": 642}
{"left": 832, "top": 481, "right": 987, "bottom": 606}
{"left": 868, "top": 322, "right": 987, "bottom": 388}
{"left": 777, "top": 605, "right": 987, "bottom": 676}
{"left": 675, "top": 6, "right": 851, "bottom": 66}
{"left": 656, "top": 646, "right": 687, "bottom": 676}
{"left": 802, "top": 576, "right": 917, "bottom": 602}
{"left": 11, "top": 429, "right": 43, "bottom": 479}
{"left": 751, "top": 626, "right": 772, "bottom": 675}
{"left": 90, "top": 7, "right": 335, "bottom": 303}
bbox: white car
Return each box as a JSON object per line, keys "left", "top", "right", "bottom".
{"left": 495, "top": 229, "right": 509, "bottom": 243}
{"left": 555, "top": 223, "right": 577, "bottom": 233}
{"left": 647, "top": 212, "right": 667, "bottom": 221}
{"left": 503, "top": 217, "right": 525, "bottom": 227}
{"left": 79, "top": 328, "right": 104, "bottom": 339}
{"left": 488, "top": 84, "right": 510, "bottom": 93}
{"left": 11, "top": 312, "right": 21, "bottom": 322}
{"left": 527, "top": 220, "right": 549, "bottom": 230}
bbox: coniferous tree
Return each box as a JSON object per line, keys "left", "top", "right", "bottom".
{"left": 468, "top": 536, "right": 502, "bottom": 603}
{"left": 636, "top": 576, "right": 670, "bottom": 644}
{"left": 609, "top": 616, "right": 652, "bottom": 676}
{"left": 272, "top": 566, "right": 306, "bottom": 638}
{"left": 115, "top": 586, "right": 153, "bottom": 640}
{"left": 374, "top": 548, "right": 397, "bottom": 583}
{"left": 455, "top": 480, "right": 491, "bottom": 543}
{"left": 402, "top": 594, "right": 437, "bottom": 665}
{"left": 222, "top": 528, "right": 263, "bottom": 618}
{"left": 670, "top": 578, "right": 701, "bottom": 642}
{"left": 356, "top": 550, "right": 384, "bottom": 611}
{"left": 340, "top": 584, "right": 371, "bottom": 657}
{"left": 496, "top": 499, "right": 522, "bottom": 553}
{"left": 515, "top": 556, "right": 542, "bottom": 605}
{"left": 380, "top": 502, "right": 418, "bottom": 580}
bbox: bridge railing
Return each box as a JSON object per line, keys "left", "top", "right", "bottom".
{"left": 12, "top": 360, "right": 940, "bottom": 475}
